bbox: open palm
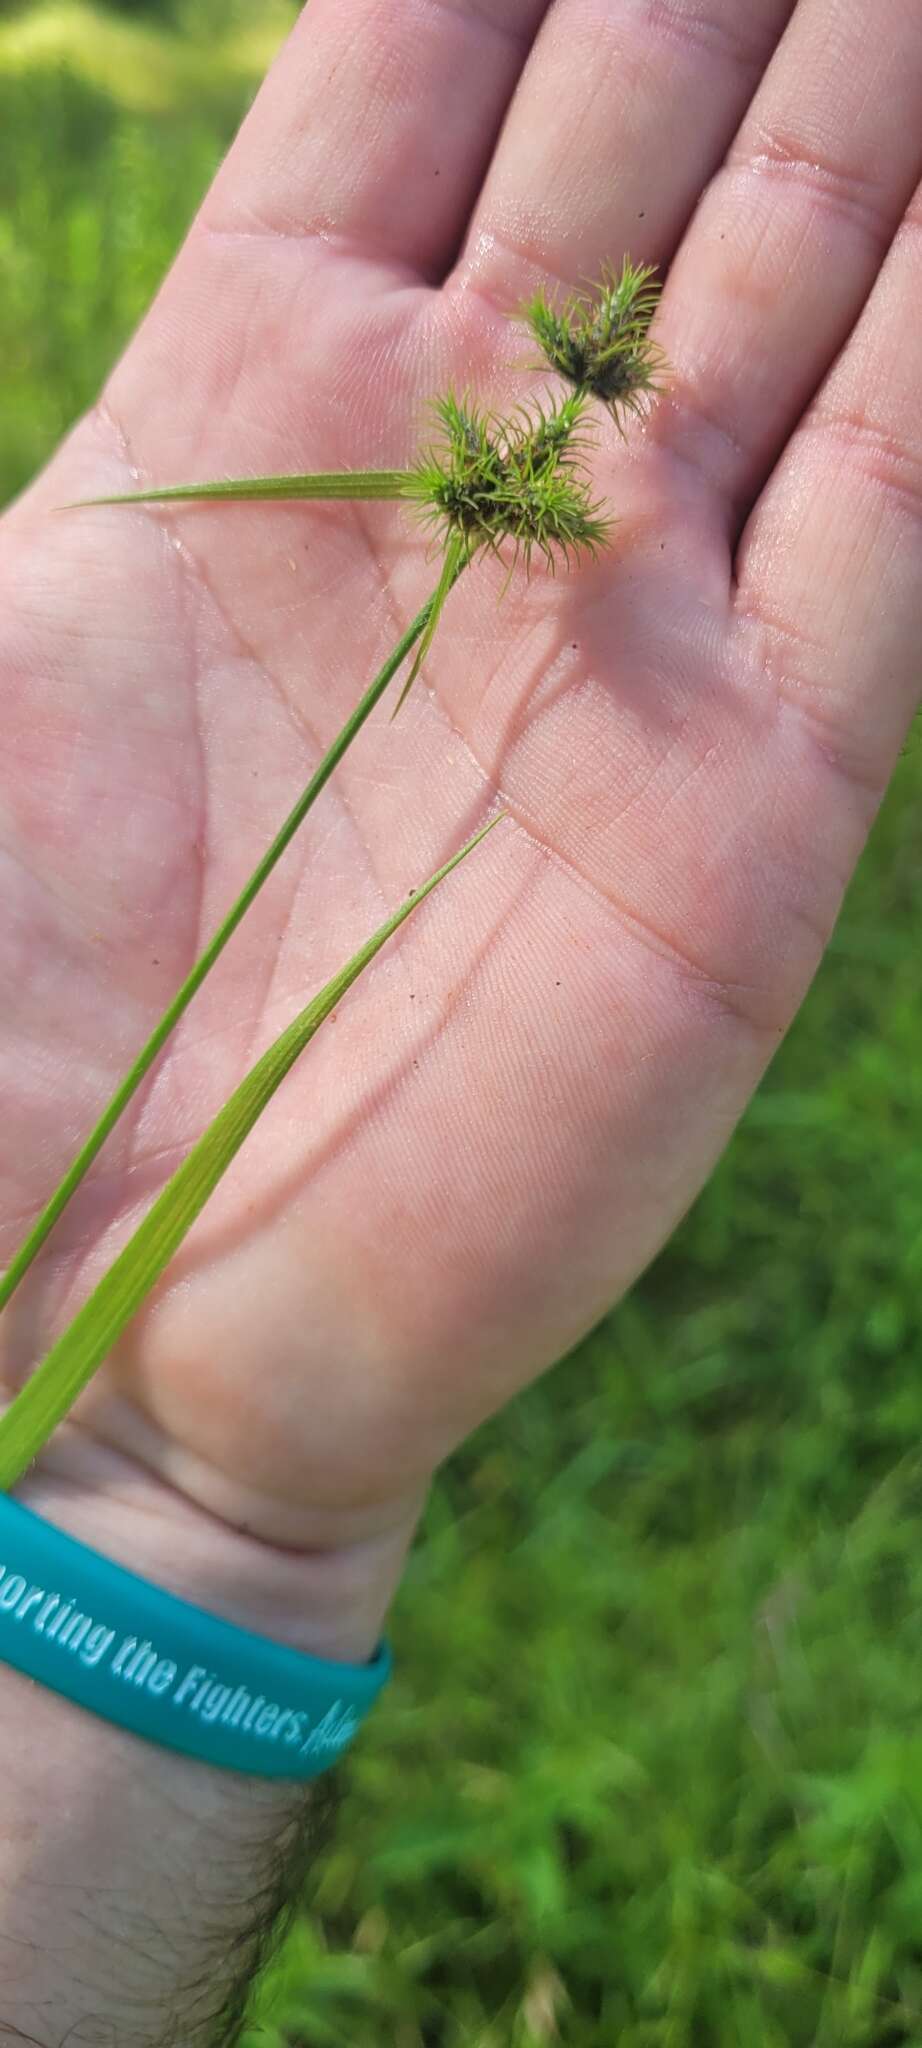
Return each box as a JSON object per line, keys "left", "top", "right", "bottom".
{"left": 2, "top": 0, "right": 921, "bottom": 1623}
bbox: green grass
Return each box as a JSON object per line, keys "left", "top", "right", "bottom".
{"left": 3, "top": 13, "right": 922, "bottom": 2043}
{"left": 0, "top": 5, "right": 293, "bottom": 503}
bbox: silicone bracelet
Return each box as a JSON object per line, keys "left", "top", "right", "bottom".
{"left": 0, "top": 1494, "right": 391, "bottom": 1779}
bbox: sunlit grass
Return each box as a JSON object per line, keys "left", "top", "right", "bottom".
{"left": 0, "top": 0, "right": 294, "bottom": 114}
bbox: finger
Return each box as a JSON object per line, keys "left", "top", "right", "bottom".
{"left": 200, "top": 0, "right": 550, "bottom": 280}
{"left": 654, "top": 0, "right": 922, "bottom": 528}
{"left": 734, "top": 196, "right": 922, "bottom": 807}
{"left": 449, "top": 0, "right": 795, "bottom": 307}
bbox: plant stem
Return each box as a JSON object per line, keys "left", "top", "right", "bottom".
{"left": 0, "top": 563, "right": 465, "bottom": 1318}
{"left": 0, "top": 816, "right": 500, "bottom": 1489}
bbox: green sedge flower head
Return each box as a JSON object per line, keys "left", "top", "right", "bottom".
{"left": 521, "top": 259, "right": 667, "bottom": 429}
{"left": 405, "top": 387, "right": 613, "bottom": 575}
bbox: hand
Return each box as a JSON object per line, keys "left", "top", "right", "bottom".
{"left": 2, "top": 0, "right": 921, "bottom": 1655}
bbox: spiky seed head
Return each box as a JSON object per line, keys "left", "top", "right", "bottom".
{"left": 520, "top": 259, "right": 668, "bottom": 429}
{"left": 403, "top": 389, "right": 614, "bottom": 574}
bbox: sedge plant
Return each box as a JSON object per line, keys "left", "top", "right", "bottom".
{"left": 0, "top": 259, "right": 666, "bottom": 1486}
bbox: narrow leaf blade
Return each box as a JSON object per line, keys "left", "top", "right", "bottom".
{"left": 64, "top": 471, "right": 413, "bottom": 509}
{"left": 0, "top": 816, "right": 502, "bottom": 1490}
{"left": 0, "top": 572, "right": 467, "bottom": 1319}
{"left": 391, "top": 532, "right": 467, "bottom": 720}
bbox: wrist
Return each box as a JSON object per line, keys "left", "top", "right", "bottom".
{"left": 7, "top": 1419, "right": 421, "bottom": 1665}
{"left": 0, "top": 1593, "right": 329, "bottom": 2048}
{"left": 0, "top": 1422, "right": 406, "bottom": 2040}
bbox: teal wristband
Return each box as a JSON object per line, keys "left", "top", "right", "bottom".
{"left": 0, "top": 1495, "right": 391, "bottom": 1779}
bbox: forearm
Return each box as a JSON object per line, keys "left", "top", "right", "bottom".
{"left": 0, "top": 1666, "right": 322, "bottom": 2048}
{"left": 0, "top": 1435, "right": 409, "bottom": 2048}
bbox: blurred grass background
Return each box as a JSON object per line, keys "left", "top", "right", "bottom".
{"left": 3, "top": 5, "right": 922, "bottom": 2043}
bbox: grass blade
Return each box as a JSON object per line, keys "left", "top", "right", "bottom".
{"left": 391, "top": 532, "right": 467, "bottom": 720}
{"left": 65, "top": 471, "right": 414, "bottom": 509}
{"left": 0, "top": 574, "right": 467, "bottom": 1318}
{"left": 0, "top": 815, "right": 502, "bottom": 1489}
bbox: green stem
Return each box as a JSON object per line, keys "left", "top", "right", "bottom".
{"left": 0, "top": 817, "right": 500, "bottom": 1490}
{"left": 66, "top": 471, "right": 414, "bottom": 509}
{"left": 391, "top": 531, "right": 468, "bottom": 720}
{"left": 0, "top": 561, "right": 465, "bottom": 1318}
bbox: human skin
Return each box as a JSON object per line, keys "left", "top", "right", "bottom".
{"left": 1, "top": 0, "right": 922, "bottom": 2037}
